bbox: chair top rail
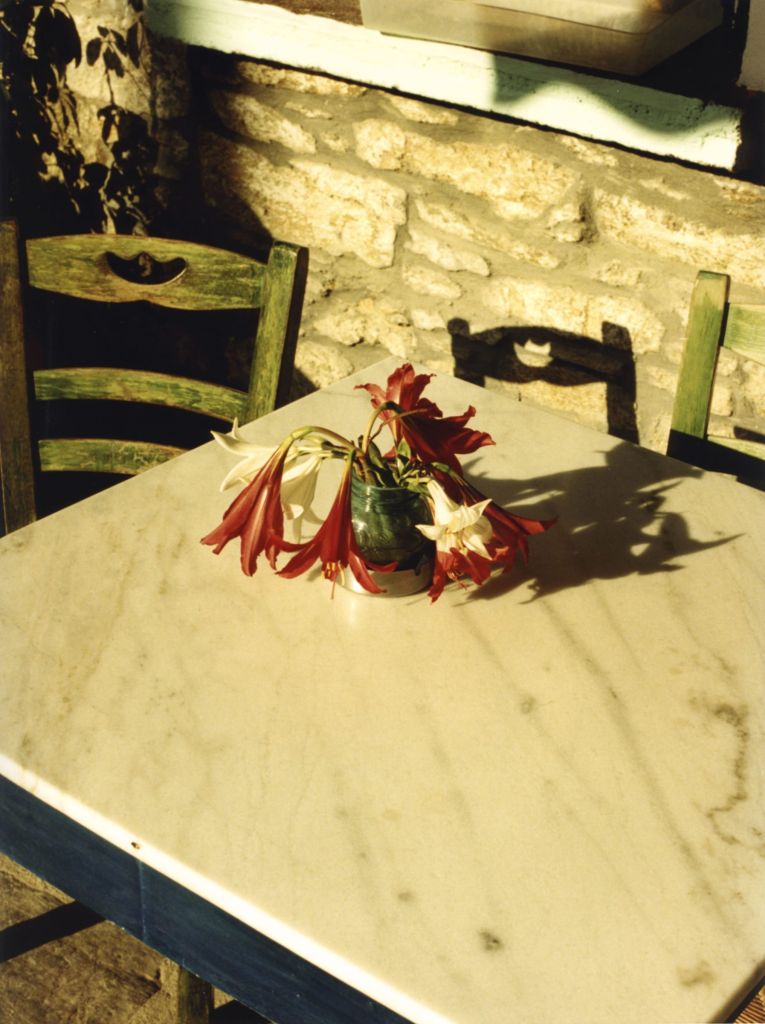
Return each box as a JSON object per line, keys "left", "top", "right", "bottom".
{"left": 26, "top": 235, "right": 265, "bottom": 310}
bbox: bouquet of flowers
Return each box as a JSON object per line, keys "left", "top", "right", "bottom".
{"left": 201, "top": 363, "right": 555, "bottom": 601}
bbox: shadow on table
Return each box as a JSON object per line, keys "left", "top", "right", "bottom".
{"left": 459, "top": 438, "right": 740, "bottom": 603}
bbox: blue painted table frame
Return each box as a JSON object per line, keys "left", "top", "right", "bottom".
{"left": 0, "top": 774, "right": 411, "bottom": 1023}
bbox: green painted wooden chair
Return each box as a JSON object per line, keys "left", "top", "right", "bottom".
{"left": 0, "top": 221, "right": 308, "bottom": 1017}
{"left": 667, "top": 270, "right": 765, "bottom": 489}
{"left": 0, "top": 219, "right": 308, "bottom": 534}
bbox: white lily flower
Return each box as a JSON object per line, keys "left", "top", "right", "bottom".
{"left": 211, "top": 420, "right": 325, "bottom": 490}
{"left": 211, "top": 420, "right": 327, "bottom": 539}
{"left": 416, "top": 478, "right": 493, "bottom": 557}
{"left": 280, "top": 454, "right": 324, "bottom": 541}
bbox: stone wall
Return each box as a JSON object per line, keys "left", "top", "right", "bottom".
{"left": 44, "top": 2, "right": 765, "bottom": 454}
{"left": 193, "top": 54, "right": 765, "bottom": 453}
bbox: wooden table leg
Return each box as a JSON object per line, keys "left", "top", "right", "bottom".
{"left": 178, "top": 966, "right": 213, "bottom": 1024}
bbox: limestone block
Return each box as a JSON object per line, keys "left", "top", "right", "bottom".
{"left": 595, "top": 188, "right": 765, "bottom": 289}
{"left": 546, "top": 201, "right": 588, "bottom": 244}
{"left": 209, "top": 90, "right": 316, "bottom": 153}
{"left": 483, "top": 278, "right": 664, "bottom": 354}
{"left": 742, "top": 360, "right": 765, "bottom": 407}
{"left": 715, "top": 348, "right": 741, "bottom": 377}
{"left": 313, "top": 298, "right": 418, "bottom": 358}
{"left": 645, "top": 365, "right": 677, "bottom": 394}
{"left": 402, "top": 263, "right": 463, "bottom": 300}
{"left": 285, "top": 100, "right": 333, "bottom": 120}
{"left": 353, "top": 120, "right": 407, "bottom": 170}
{"left": 293, "top": 157, "right": 407, "bottom": 226}
{"left": 354, "top": 121, "right": 579, "bottom": 220}
{"left": 662, "top": 339, "right": 687, "bottom": 366}
{"left": 589, "top": 293, "right": 665, "bottom": 355}
{"left": 295, "top": 339, "right": 354, "bottom": 389}
{"left": 303, "top": 263, "right": 337, "bottom": 304}
{"left": 405, "top": 227, "right": 490, "bottom": 276}
{"left": 383, "top": 94, "right": 459, "bottom": 126}
{"left": 421, "top": 329, "right": 457, "bottom": 355}
{"left": 233, "top": 62, "right": 367, "bottom": 96}
{"left": 557, "top": 135, "right": 619, "bottom": 168}
{"left": 410, "top": 308, "right": 448, "bottom": 331}
{"left": 712, "top": 177, "right": 765, "bottom": 206}
{"left": 710, "top": 383, "right": 734, "bottom": 418}
{"left": 323, "top": 133, "right": 350, "bottom": 153}
{"left": 638, "top": 177, "right": 691, "bottom": 202}
{"left": 201, "top": 135, "right": 406, "bottom": 268}
{"left": 593, "top": 260, "right": 642, "bottom": 287}
{"left": 414, "top": 198, "right": 560, "bottom": 269}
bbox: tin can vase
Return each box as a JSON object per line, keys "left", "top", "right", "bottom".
{"left": 347, "top": 475, "right": 435, "bottom": 596}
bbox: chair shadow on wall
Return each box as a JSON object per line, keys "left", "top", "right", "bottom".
{"left": 447, "top": 319, "right": 738, "bottom": 603}
{"left": 449, "top": 316, "right": 639, "bottom": 443}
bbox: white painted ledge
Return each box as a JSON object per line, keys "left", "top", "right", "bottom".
{"left": 146, "top": 0, "right": 742, "bottom": 170}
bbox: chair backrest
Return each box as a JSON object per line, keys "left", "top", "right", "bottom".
{"left": 0, "top": 220, "right": 308, "bottom": 532}
{"left": 667, "top": 270, "right": 765, "bottom": 488}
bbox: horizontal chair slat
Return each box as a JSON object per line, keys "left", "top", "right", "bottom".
{"left": 34, "top": 368, "right": 248, "bottom": 422}
{"left": 723, "top": 304, "right": 765, "bottom": 366}
{"left": 26, "top": 235, "right": 264, "bottom": 310}
{"left": 39, "top": 438, "right": 186, "bottom": 476}
{"left": 708, "top": 434, "right": 765, "bottom": 460}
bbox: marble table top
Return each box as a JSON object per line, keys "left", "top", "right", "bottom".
{"left": 1, "top": 357, "right": 764, "bottom": 1023}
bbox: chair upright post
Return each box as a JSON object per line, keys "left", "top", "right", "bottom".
{"left": 0, "top": 220, "right": 37, "bottom": 532}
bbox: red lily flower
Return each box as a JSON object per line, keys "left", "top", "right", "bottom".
{"left": 200, "top": 443, "right": 289, "bottom": 576}
{"left": 420, "top": 474, "right": 556, "bottom": 599}
{"left": 484, "top": 501, "right": 556, "bottom": 568}
{"left": 358, "top": 363, "right": 494, "bottom": 471}
{"left": 429, "top": 547, "right": 496, "bottom": 601}
{"left": 278, "top": 461, "right": 396, "bottom": 594}
{"left": 462, "top": 479, "right": 557, "bottom": 573}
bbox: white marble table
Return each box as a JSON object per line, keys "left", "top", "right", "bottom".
{"left": 1, "top": 357, "right": 764, "bottom": 1024}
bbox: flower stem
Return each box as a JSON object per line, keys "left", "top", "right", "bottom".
{"left": 286, "top": 425, "right": 354, "bottom": 452}
{"left": 360, "top": 401, "right": 401, "bottom": 457}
